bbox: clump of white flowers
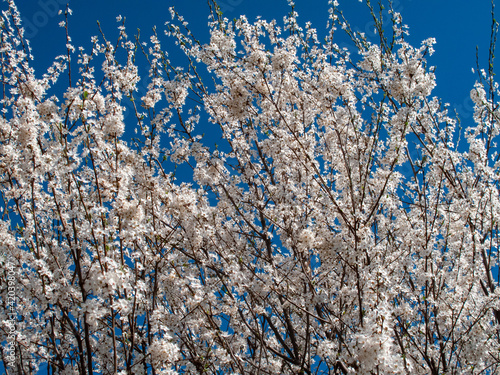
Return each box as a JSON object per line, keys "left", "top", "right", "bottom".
{"left": 149, "top": 335, "right": 180, "bottom": 374}
{"left": 1, "top": 0, "right": 500, "bottom": 374}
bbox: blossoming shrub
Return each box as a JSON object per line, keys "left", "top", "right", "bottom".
{"left": 1, "top": 0, "right": 499, "bottom": 374}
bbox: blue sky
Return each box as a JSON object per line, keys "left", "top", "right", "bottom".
{"left": 14, "top": 0, "right": 495, "bottom": 124}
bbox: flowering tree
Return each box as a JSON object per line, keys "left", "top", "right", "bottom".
{"left": 1, "top": 0, "right": 500, "bottom": 374}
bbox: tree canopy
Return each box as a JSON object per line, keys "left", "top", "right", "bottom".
{"left": 1, "top": 0, "right": 500, "bottom": 374}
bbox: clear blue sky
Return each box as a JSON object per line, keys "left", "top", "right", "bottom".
{"left": 14, "top": 0, "right": 495, "bottom": 124}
